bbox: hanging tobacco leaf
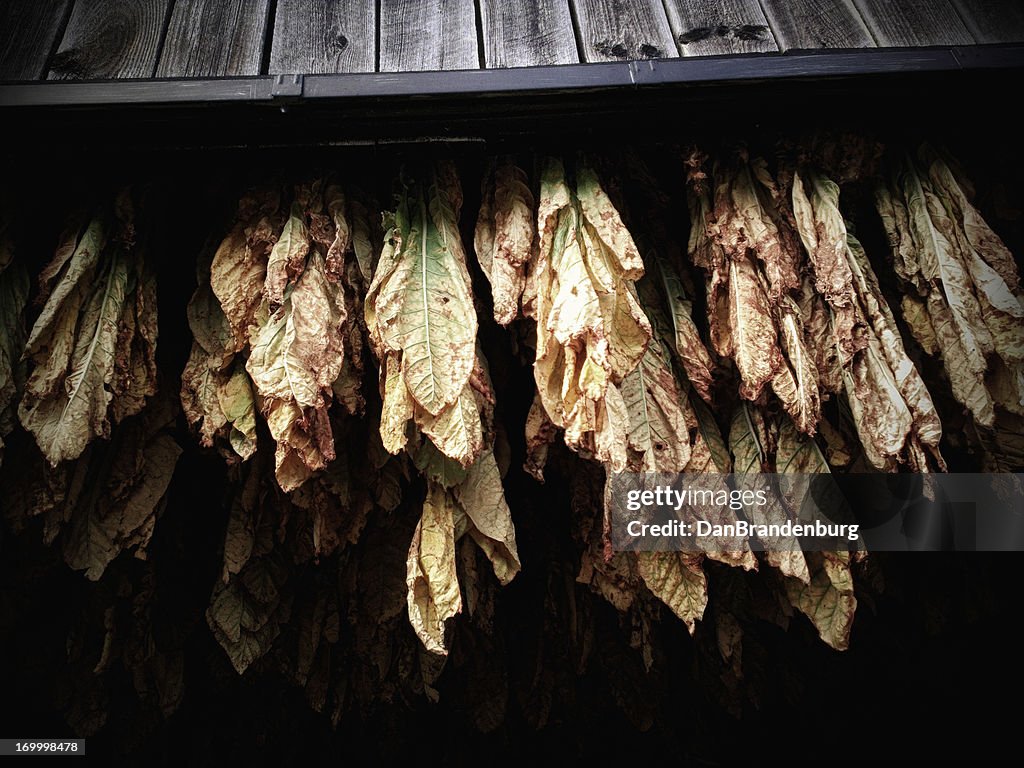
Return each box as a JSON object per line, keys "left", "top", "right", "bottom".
{"left": 795, "top": 168, "right": 943, "bottom": 470}
{"left": 524, "top": 159, "right": 651, "bottom": 471}
{"left": 20, "top": 192, "right": 157, "bottom": 466}
{"left": 475, "top": 160, "right": 535, "bottom": 325}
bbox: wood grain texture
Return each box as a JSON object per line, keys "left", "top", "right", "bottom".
{"left": 0, "top": 0, "right": 71, "bottom": 80}
{"left": 570, "top": 0, "right": 677, "bottom": 62}
{"left": 480, "top": 0, "right": 578, "bottom": 67}
{"left": 853, "top": 0, "right": 974, "bottom": 46}
{"left": 269, "top": 0, "right": 374, "bottom": 74}
{"left": 759, "top": 0, "right": 873, "bottom": 50}
{"left": 379, "top": 0, "right": 479, "bottom": 72}
{"left": 48, "top": 0, "right": 171, "bottom": 80}
{"left": 951, "top": 0, "right": 1024, "bottom": 43}
{"left": 663, "top": 0, "right": 776, "bottom": 56}
{"left": 156, "top": 0, "right": 271, "bottom": 77}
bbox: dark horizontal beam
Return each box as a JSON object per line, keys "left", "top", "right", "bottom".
{"left": 0, "top": 44, "right": 1021, "bottom": 108}
{"left": 0, "top": 44, "right": 1021, "bottom": 158}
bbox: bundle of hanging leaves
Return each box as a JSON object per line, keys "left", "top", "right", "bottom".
{"left": 0, "top": 141, "right": 1021, "bottom": 736}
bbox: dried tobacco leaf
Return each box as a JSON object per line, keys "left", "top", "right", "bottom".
{"left": 208, "top": 553, "right": 292, "bottom": 675}
{"left": 874, "top": 147, "right": 1024, "bottom": 470}
{"left": 241, "top": 181, "right": 363, "bottom": 491}
{"left": 51, "top": 395, "right": 182, "bottom": 580}
{"left": 620, "top": 345, "right": 690, "bottom": 472}
{"left": 209, "top": 456, "right": 293, "bottom": 673}
{"left": 784, "top": 551, "right": 856, "bottom": 651}
{"left": 181, "top": 242, "right": 257, "bottom": 462}
{"left": 769, "top": 295, "right": 820, "bottom": 435}
{"left": 525, "top": 159, "right": 652, "bottom": 470}
{"left": 367, "top": 162, "right": 486, "bottom": 476}
{"left": 475, "top": 160, "right": 535, "bottom": 325}
{"left": 689, "top": 159, "right": 782, "bottom": 403}
{"left": 404, "top": 363, "right": 519, "bottom": 652}
{"left": 730, "top": 405, "right": 809, "bottom": 585}
{"left": 210, "top": 187, "right": 280, "bottom": 352}
{"left": 407, "top": 481, "right": 462, "bottom": 654}
{"left": 20, "top": 194, "right": 157, "bottom": 466}
{"left": 635, "top": 552, "right": 707, "bottom": 634}
{"left": 795, "top": 169, "right": 942, "bottom": 469}
{"left": 647, "top": 254, "right": 715, "bottom": 404}
{"left": 367, "top": 162, "right": 477, "bottom": 419}
{"left": 454, "top": 449, "right": 521, "bottom": 586}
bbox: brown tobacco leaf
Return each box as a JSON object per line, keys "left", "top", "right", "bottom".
{"left": 239, "top": 181, "right": 363, "bottom": 490}
{"left": 846, "top": 235, "right": 944, "bottom": 468}
{"left": 797, "top": 276, "right": 842, "bottom": 396}
{"left": 182, "top": 243, "right": 257, "bottom": 462}
{"left": 211, "top": 187, "right": 281, "bottom": 352}
{"left": 475, "top": 160, "right": 536, "bottom": 325}
{"left": 724, "top": 157, "right": 802, "bottom": 300}
{"left": 248, "top": 250, "right": 346, "bottom": 412}
{"left": 651, "top": 257, "right": 716, "bottom": 404}
{"left": 770, "top": 295, "right": 821, "bottom": 435}
{"left": 726, "top": 253, "right": 782, "bottom": 402}
{"left": 524, "top": 391, "right": 557, "bottom": 482}
{"left": 731, "top": 407, "right": 810, "bottom": 584}
{"left": 926, "top": 147, "right": 1019, "bottom": 292}
{"left": 791, "top": 173, "right": 865, "bottom": 368}
{"left": 689, "top": 163, "right": 782, "bottom": 403}
{"left": 265, "top": 194, "right": 312, "bottom": 310}
{"left": 620, "top": 343, "right": 691, "bottom": 473}
{"left": 796, "top": 170, "right": 942, "bottom": 469}
{"left": 890, "top": 147, "right": 1019, "bottom": 437}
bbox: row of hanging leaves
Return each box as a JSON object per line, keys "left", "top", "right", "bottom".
{"left": 0, "top": 140, "right": 1021, "bottom": 735}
